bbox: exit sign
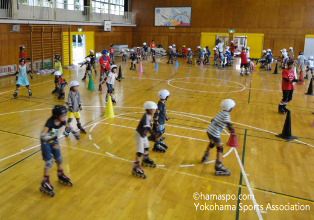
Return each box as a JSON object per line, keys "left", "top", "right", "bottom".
{"left": 229, "top": 30, "right": 235, "bottom": 33}
{"left": 78, "top": 28, "right": 83, "bottom": 32}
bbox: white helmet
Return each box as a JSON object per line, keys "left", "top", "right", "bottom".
{"left": 309, "top": 56, "right": 313, "bottom": 60}
{"left": 143, "top": 42, "right": 146, "bottom": 45}
{"left": 267, "top": 49, "right": 271, "bottom": 52}
{"left": 158, "top": 89, "right": 170, "bottom": 100}
{"left": 173, "top": 44, "right": 176, "bottom": 47}
{"left": 289, "top": 47, "right": 293, "bottom": 50}
{"left": 282, "top": 48, "right": 286, "bottom": 52}
{"left": 54, "top": 71, "right": 61, "bottom": 76}
{"left": 231, "top": 41, "right": 234, "bottom": 43}
{"left": 169, "top": 46, "right": 172, "bottom": 48}
{"left": 111, "top": 65, "right": 117, "bottom": 70}
{"left": 130, "top": 49, "right": 134, "bottom": 52}
{"left": 90, "top": 50, "right": 94, "bottom": 53}
{"left": 137, "top": 47, "right": 140, "bottom": 49}
{"left": 188, "top": 48, "right": 191, "bottom": 51}
{"left": 86, "top": 57, "right": 91, "bottom": 62}
{"left": 197, "top": 46, "right": 201, "bottom": 49}
{"left": 144, "top": 101, "right": 158, "bottom": 110}
{"left": 262, "top": 50, "right": 266, "bottom": 53}
{"left": 247, "top": 59, "right": 251, "bottom": 62}
{"left": 70, "top": 80, "right": 79, "bottom": 88}
{"left": 203, "top": 48, "right": 207, "bottom": 52}
{"left": 213, "top": 47, "right": 217, "bottom": 50}
{"left": 221, "top": 99, "right": 236, "bottom": 111}
{"left": 226, "top": 46, "right": 230, "bottom": 50}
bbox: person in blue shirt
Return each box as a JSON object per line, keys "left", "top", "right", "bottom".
{"left": 205, "top": 46, "right": 211, "bottom": 64}
{"left": 266, "top": 49, "right": 273, "bottom": 71}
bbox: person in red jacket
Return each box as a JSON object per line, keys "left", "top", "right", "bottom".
{"left": 99, "top": 50, "right": 111, "bottom": 92}
{"left": 182, "top": 45, "right": 188, "bottom": 58}
{"left": 109, "top": 45, "right": 115, "bottom": 64}
{"left": 19, "top": 45, "right": 26, "bottom": 60}
{"left": 278, "top": 60, "right": 299, "bottom": 114}
{"left": 150, "top": 40, "right": 156, "bottom": 49}
{"left": 240, "top": 47, "right": 249, "bottom": 75}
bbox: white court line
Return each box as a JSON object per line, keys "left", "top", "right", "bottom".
{"left": 124, "top": 76, "right": 164, "bottom": 81}
{"left": 88, "top": 135, "right": 92, "bottom": 140}
{"left": 234, "top": 148, "right": 263, "bottom": 220}
{"left": 179, "top": 164, "right": 195, "bottom": 167}
{"left": 204, "top": 148, "right": 234, "bottom": 165}
{"left": 93, "top": 143, "right": 100, "bottom": 149}
{"left": 106, "top": 152, "right": 116, "bottom": 157}
{"left": 0, "top": 108, "right": 50, "bottom": 117}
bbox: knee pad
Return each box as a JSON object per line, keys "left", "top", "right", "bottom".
{"left": 55, "top": 157, "right": 63, "bottom": 165}
{"left": 45, "top": 159, "right": 53, "bottom": 168}
{"left": 136, "top": 152, "right": 143, "bottom": 157}
{"left": 67, "top": 118, "right": 73, "bottom": 123}
{"left": 217, "top": 146, "right": 223, "bottom": 153}
{"left": 209, "top": 143, "right": 215, "bottom": 149}
{"left": 65, "top": 127, "right": 72, "bottom": 133}
{"left": 144, "top": 148, "right": 149, "bottom": 152}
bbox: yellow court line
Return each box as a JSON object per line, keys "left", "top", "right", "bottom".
{"left": 64, "top": 145, "right": 314, "bottom": 205}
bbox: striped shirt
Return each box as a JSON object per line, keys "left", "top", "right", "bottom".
{"left": 206, "top": 110, "right": 231, "bottom": 138}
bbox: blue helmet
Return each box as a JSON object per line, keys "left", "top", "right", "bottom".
{"left": 101, "top": 50, "right": 107, "bottom": 54}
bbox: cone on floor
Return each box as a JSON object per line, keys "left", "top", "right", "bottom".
{"left": 138, "top": 61, "right": 143, "bottom": 73}
{"left": 104, "top": 95, "right": 115, "bottom": 119}
{"left": 226, "top": 130, "right": 239, "bottom": 148}
{"left": 297, "top": 71, "right": 304, "bottom": 85}
{"left": 276, "top": 109, "right": 297, "bottom": 141}
{"left": 118, "top": 65, "right": 123, "bottom": 79}
{"left": 88, "top": 74, "right": 95, "bottom": 90}
{"left": 273, "top": 62, "right": 278, "bottom": 74}
{"left": 155, "top": 62, "right": 159, "bottom": 70}
{"left": 175, "top": 60, "right": 179, "bottom": 67}
{"left": 305, "top": 77, "right": 314, "bottom": 96}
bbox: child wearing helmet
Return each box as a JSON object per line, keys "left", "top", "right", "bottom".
{"left": 80, "top": 57, "right": 92, "bottom": 81}
{"left": 305, "top": 56, "right": 314, "bottom": 80}
{"left": 130, "top": 49, "right": 137, "bottom": 70}
{"left": 104, "top": 65, "right": 120, "bottom": 104}
{"left": 54, "top": 54, "right": 63, "bottom": 75}
{"left": 246, "top": 46, "right": 250, "bottom": 58}
{"left": 13, "top": 58, "right": 32, "bottom": 98}
{"left": 85, "top": 50, "right": 97, "bottom": 75}
{"left": 142, "top": 43, "right": 149, "bottom": 60}
{"left": 136, "top": 47, "right": 142, "bottom": 64}
{"left": 39, "top": 105, "right": 73, "bottom": 197}
{"left": 182, "top": 45, "right": 188, "bottom": 58}
{"left": 109, "top": 45, "right": 115, "bottom": 64}
{"left": 148, "top": 89, "right": 170, "bottom": 152}
{"left": 132, "top": 101, "right": 158, "bottom": 178}
{"left": 120, "top": 49, "right": 127, "bottom": 63}
{"left": 213, "top": 47, "right": 219, "bottom": 66}
{"left": 196, "top": 46, "right": 202, "bottom": 64}
{"left": 99, "top": 50, "right": 111, "bottom": 91}
{"left": 266, "top": 49, "right": 273, "bottom": 71}
{"left": 297, "top": 52, "right": 306, "bottom": 76}
{"left": 205, "top": 46, "right": 211, "bottom": 64}
{"left": 186, "top": 48, "right": 194, "bottom": 64}
{"left": 64, "top": 80, "right": 85, "bottom": 137}
{"left": 201, "top": 99, "right": 236, "bottom": 176}
{"left": 172, "top": 44, "right": 177, "bottom": 61}
{"left": 281, "top": 48, "right": 289, "bottom": 69}
{"left": 278, "top": 60, "right": 299, "bottom": 114}
{"left": 52, "top": 71, "right": 67, "bottom": 100}
{"left": 240, "top": 47, "right": 249, "bottom": 75}
{"left": 167, "top": 46, "right": 174, "bottom": 64}
{"left": 289, "top": 47, "right": 294, "bottom": 59}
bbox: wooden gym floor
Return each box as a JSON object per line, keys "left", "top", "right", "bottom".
{"left": 0, "top": 57, "right": 313, "bottom": 220}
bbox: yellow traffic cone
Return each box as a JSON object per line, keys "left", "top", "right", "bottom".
{"left": 104, "top": 95, "right": 115, "bottom": 118}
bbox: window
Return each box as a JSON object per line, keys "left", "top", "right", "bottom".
{"left": 67, "top": 0, "right": 84, "bottom": 11}
{"left": 92, "top": 0, "right": 109, "bottom": 14}
{"left": 18, "top": 0, "right": 52, "bottom": 7}
{"left": 109, "top": 0, "right": 124, "bottom": 15}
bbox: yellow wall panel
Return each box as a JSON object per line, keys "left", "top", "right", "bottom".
{"left": 62, "top": 32, "right": 70, "bottom": 67}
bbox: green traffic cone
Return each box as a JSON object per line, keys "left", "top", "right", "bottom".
{"left": 88, "top": 74, "right": 95, "bottom": 90}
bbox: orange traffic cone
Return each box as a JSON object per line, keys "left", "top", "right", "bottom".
{"left": 226, "top": 130, "right": 239, "bottom": 148}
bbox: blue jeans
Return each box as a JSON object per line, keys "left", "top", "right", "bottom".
{"left": 41, "top": 140, "right": 61, "bottom": 161}
{"left": 157, "top": 124, "right": 165, "bottom": 134}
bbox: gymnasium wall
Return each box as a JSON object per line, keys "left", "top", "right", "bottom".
{"left": 131, "top": 0, "right": 314, "bottom": 57}
{"left": 0, "top": 24, "right": 133, "bottom": 68}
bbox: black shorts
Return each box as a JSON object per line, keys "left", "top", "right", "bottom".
{"left": 282, "top": 90, "right": 293, "bottom": 102}
{"left": 241, "top": 63, "right": 248, "bottom": 68}
{"left": 266, "top": 59, "right": 272, "bottom": 64}
{"left": 207, "top": 132, "right": 221, "bottom": 144}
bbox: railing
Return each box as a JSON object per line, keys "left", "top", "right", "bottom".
{"left": 14, "top": 1, "right": 136, "bottom": 25}
{"left": 0, "top": 0, "right": 12, "bottom": 18}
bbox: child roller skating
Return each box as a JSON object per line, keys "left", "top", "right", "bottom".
{"left": 53, "top": 71, "right": 67, "bottom": 100}
{"left": 132, "top": 101, "right": 158, "bottom": 179}
{"left": 104, "top": 65, "right": 120, "bottom": 104}
{"left": 130, "top": 49, "right": 137, "bottom": 70}
{"left": 278, "top": 60, "right": 299, "bottom": 114}
{"left": 64, "top": 81, "right": 85, "bottom": 139}
{"left": 142, "top": 42, "right": 149, "bottom": 60}
{"left": 266, "top": 49, "right": 273, "bottom": 71}
{"left": 40, "top": 105, "right": 73, "bottom": 197}
{"left": 204, "top": 46, "right": 211, "bottom": 64}
{"left": 201, "top": 99, "right": 236, "bottom": 176}
{"left": 109, "top": 44, "right": 115, "bottom": 64}
{"left": 213, "top": 47, "right": 219, "bottom": 66}
{"left": 151, "top": 48, "right": 156, "bottom": 63}
{"left": 167, "top": 46, "right": 174, "bottom": 64}
{"left": 121, "top": 49, "right": 128, "bottom": 63}
{"left": 85, "top": 50, "right": 97, "bottom": 75}
{"left": 52, "top": 54, "right": 63, "bottom": 94}
{"left": 240, "top": 48, "right": 249, "bottom": 75}
{"left": 99, "top": 50, "right": 111, "bottom": 92}
{"left": 80, "top": 57, "right": 92, "bottom": 81}
{"left": 136, "top": 47, "right": 142, "bottom": 64}
{"left": 186, "top": 48, "right": 194, "bottom": 64}
{"left": 148, "top": 89, "right": 171, "bottom": 153}
{"left": 172, "top": 44, "right": 177, "bottom": 62}
{"left": 13, "top": 58, "right": 32, "bottom": 98}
